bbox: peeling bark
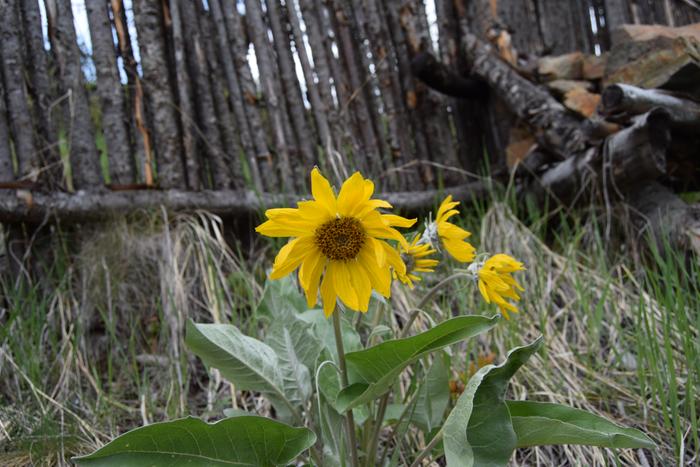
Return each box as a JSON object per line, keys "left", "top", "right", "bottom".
{"left": 132, "top": 0, "right": 185, "bottom": 188}
{"left": 0, "top": 78, "right": 13, "bottom": 182}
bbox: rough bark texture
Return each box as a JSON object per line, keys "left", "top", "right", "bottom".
{"left": 0, "top": 0, "right": 38, "bottom": 181}
{"left": 214, "top": 0, "right": 266, "bottom": 191}
{"left": 198, "top": 2, "right": 243, "bottom": 189}
{"left": 627, "top": 181, "right": 700, "bottom": 257}
{"left": 266, "top": 0, "right": 317, "bottom": 173}
{"left": 245, "top": 0, "right": 294, "bottom": 191}
{"left": 49, "top": 0, "right": 102, "bottom": 189}
{"left": 601, "top": 83, "right": 700, "bottom": 127}
{"left": 167, "top": 0, "right": 201, "bottom": 190}
{"left": 85, "top": 0, "right": 135, "bottom": 185}
{"left": 111, "top": 0, "right": 152, "bottom": 185}
{"left": 19, "top": 0, "right": 60, "bottom": 186}
{"left": 0, "top": 181, "right": 492, "bottom": 223}
{"left": 132, "top": 0, "right": 185, "bottom": 188}
{"left": 0, "top": 77, "right": 13, "bottom": 182}
{"left": 461, "top": 28, "right": 588, "bottom": 158}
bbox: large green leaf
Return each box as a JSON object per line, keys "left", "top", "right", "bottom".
{"left": 185, "top": 321, "right": 297, "bottom": 412}
{"left": 335, "top": 315, "right": 500, "bottom": 412}
{"left": 443, "top": 337, "right": 543, "bottom": 467}
{"left": 73, "top": 415, "right": 316, "bottom": 466}
{"left": 506, "top": 401, "right": 655, "bottom": 449}
{"left": 413, "top": 351, "right": 451, "bottom": 432}
{"left": 256, "top": 274, "right": 308, "bottom": 318}
{"left": 266, "top": 322, "right": 314, "bottom": 405}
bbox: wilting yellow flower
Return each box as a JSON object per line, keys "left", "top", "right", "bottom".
{"left": 256, "top": 168, "right": 415, "bottom": 317}
{"left": 426, "top": 195, "right": 475, "bottom": 263}
{"left": 394, "top": 234, "right": 438, "bottom": 288}
{"left": 476, "top": 254, "right": 525, "bottom": 319}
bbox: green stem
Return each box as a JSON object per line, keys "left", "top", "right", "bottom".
{"left": 401, "top": 272, "right": 472, "bottom": 338}
{"left": 409, "top": 426, "right": 444, "bottom": 467}
{"left": 333, "top": 311, "right": 360, "bottom": 467}
{"left": 365, "top": 393, "right": 389, "bottom": 466}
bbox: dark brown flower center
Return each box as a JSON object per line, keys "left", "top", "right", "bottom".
{"left": 315, "top": 217, "right": 366, "bottom": 261}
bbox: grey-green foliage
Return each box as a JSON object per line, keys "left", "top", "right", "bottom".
{"left": 507, "top": 401, "right": 655, "bottom": 449}
{"left": 413, "top": 351, "right": 451, "bottom": 433}
{"left": 443, "top": 337, "right": 543, "bottom": 467}
{"left": 336, "top": 315, "right": 500, "bottom": 412}
{"left": 72, "top": 415, "right": 316, "bottom": 466}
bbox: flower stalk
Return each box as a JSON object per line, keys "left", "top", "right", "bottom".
{"left": 333, "top": 310, "right": 360, "bottom": 467}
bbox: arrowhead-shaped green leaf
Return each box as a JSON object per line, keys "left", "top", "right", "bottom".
{"left": 73, "top": 415, "right": 316, "bottom": 466}
{"left": 335, "top": 315, "right": 500, "bottom": 412}
{"left": 185, "top": 321, "right": 297, "bottom": 412}
{"left": 506, "top": 401, "right": 655, "bottom": 449}
{"left": 413, "top": 351, "right": 451, "bottom": 432}
{"left": 443, "top": 337, "right": 543, "bottom": 467}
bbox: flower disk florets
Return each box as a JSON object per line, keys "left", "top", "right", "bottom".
{"left": 315, "top": 217, "right": 366, "bottom": 261}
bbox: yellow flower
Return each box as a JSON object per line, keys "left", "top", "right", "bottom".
{"left": 430, "top": 195, "right": 476, "bottom": 263}
{"left": 476, "top": 254, "right": 525, "bottom": 319}
{"left": 256, "top": 168, "right": 415, "bottom": 317}
{"left": 394, "top": 234, "right": 438, "bottom": 288}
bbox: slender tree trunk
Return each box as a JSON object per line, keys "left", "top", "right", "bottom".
{"left": 181, "top": 1, "right": 238, "bottom": 189}
{"left": 0, "top": 0, "right": 38, "bottom": 182}
{"left": 110, "top": 0, "right": 151, "bottom": 185}
{"left": 244, "top": 0, "right": 294, "bottom": 191}
{"left": 85, "top": 0, "right": 135, "bottom": 186}
{"left": 19, "top": 0, "right": 61, "bottom": 187}
{"left": 167, "top": 0, "right": 201, "bottom": 190}
{"left": 132, "top": 0, "right": 185, "bottom": 188}
{"left": 0, "top": 77, "right": 13, "bottom": 182}
{"left": 47, "top": 0, "right": 102, "bottom": 189}
{"left": 287, "top": 0, "right": 333, "bottom": 164}
{"left": 211, "top": 0, "right": 266, "bottom": 191}
{"left": 266, "top": 0, "right": 317, "bottom": 176}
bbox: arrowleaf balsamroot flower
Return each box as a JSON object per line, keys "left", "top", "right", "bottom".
{"left": 476, "top": 254, "right": 525, "bottom": 319}
{"left": 394, "top": 234, "right": 438, "bottom": 288}
{"left": 256, "top": 168, "right": 416, "bottom": 317}
{"left": 424, "top": 195, "right": 476, "bottom": 263}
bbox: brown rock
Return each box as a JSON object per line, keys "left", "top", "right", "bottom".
{"left": 547, "top": 79, "right": 594, "bottom": 97}
{"left": 538, "top": 52, "right": 584, "bottom": 81}
{"left": 563, "top": 88, "right": 601, "bottom": 117}
{"left": 582, "top": 53, "right": 607, "bottom": 80}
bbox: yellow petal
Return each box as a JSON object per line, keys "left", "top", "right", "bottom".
{"left": 270, "top": 237, "right": 313, "bottom": 279}
{"left": 438, "top": 221, "right": 471, "bottom": 240}
{"left": 331, "top": 261, "right": 360, "bottom": 310}
{"left": 337, "top": 172, "right": 366, "bottom": 217}
{"left": 381, "top": 214, "right": 417, "bottom": 229}
{"left": 311, "top": 167, "right": 337, "bottom": 216}
{"left": 358, "top": 244, "right": 391, "bottom": 297}
{"left": 320, "top": 271, "right": 337, "bottom": 317}
{"left": 442, "top": 237, "right": 476, "bottom": 263}
{"left": 349, "top": 261, "right": 372, "bottom": 312}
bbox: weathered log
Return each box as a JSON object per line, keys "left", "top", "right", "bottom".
{"left": 167, "top": 0, "right": 201, "bottom": 190}
{"left": 533, "top": 109, "right": 670, "bottom": 204}
{"left": 85, "top": 0, "right": 135, "bottom": 185}
{"left": 460, "top": 27, "right": 588, "bottom": 158}
{"left": 132, "top": 0, "right": 185, "bottom": 188}
{"left": 19, "top": 0, "right": 60, "bottom": 186}
{"left": 266, "top": 0, "right": 317, "bottom": 174}
{"left": 196, "top": 3, "right": 242, "bottom": 189}
{"left": 110, "top": 0, "right": 152, "bottom": 186}
{"left": 627, "top": 181, "right": 700, "bottom": 257}
{"left": 216, "top": 0, "right": 267, "bottom": 191}
{"left": 244, "top": 0, "right": 294, "bottom": 191}
{"left": 0, "top": 78, "right": 13, "bottom": 182}
{"left": 0, "top": 181, "right": 493, "bottom": 224}
{"left": 601, "top": 83, "right": 700, "bottom": 128}
{"left": 49, "top": 0, "right": 103, "bottom": 189}
{"left": 0, "top": 0, "right": 38, "bottom": 181}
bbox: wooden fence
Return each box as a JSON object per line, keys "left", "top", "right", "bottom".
{"left": 0, "top": 0, "right": 698, "bottom": 219}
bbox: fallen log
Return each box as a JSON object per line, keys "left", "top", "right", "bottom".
{"left": 459, "top": 30, "right": 588, "bottom": 158}
{"left": 531, "top": 108, "right": 670, "bottom": 204}
{"left": 627, "top": 181, "right": 700, "bottom": 257}
{"left": 601, "top": 83, "right": 700, "bottom": 128}
{"left": 0, "top": 181, "right": 494, "bottom": 224}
